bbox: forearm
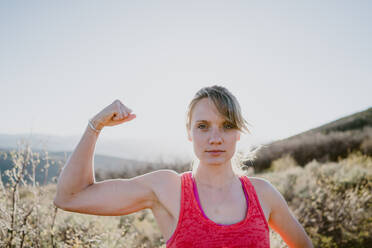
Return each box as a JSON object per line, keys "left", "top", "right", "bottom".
{"left": 54, "top": 124, "right": 100, "bottom": 202}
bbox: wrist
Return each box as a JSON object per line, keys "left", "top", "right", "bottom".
{"left": 88, "top": 119, "right": 103, "bottom": 133}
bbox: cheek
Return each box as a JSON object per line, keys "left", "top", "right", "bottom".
{"left": 191, "top": 132, "right": 207, "bottom": 154}
{"left": 191, "top": 129, "right": 204, "bottom": 141}
{"left": 192, "top": 135, "right": 205, "bottom": 148}
{"left": 226, "top": 135, "right": 238, "bottom": 150}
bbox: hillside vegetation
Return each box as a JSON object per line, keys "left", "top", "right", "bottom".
{"left": 249, "top": 107, "right": 372, "bottom": 172}
{"left": 1, "top": 107, "right": 371, "bottom": 247}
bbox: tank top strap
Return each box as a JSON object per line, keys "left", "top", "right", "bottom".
{"left": 179, "top": 171, "right": 195, "bottom": 215}
{"left": 182, "top": 171, "right": 201, "bottom": 217}
{"left": 239, "top": 175, "right": 269, "bottom": 231}
{"left": 182, "top": 171, "right": 195, "bottom": 205}
{"left": 165, "top": 171, "right": 194, "bottom": 247}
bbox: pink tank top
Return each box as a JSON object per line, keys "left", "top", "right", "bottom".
{"left": 166, "top": 171, "right": 270, "bottom": 248}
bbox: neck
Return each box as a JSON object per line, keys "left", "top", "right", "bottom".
{"left": 193, "top": 160, "right": 238, "bottom": 189}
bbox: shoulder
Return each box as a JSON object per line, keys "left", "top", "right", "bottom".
{"left": 139, "top": 169, "right": 181, "bottom": 185}
{"left": 142, "top": 169, "right": 184, "bottom": 212}
{"left": 246, "top": 176, "right": 274, "bottom": 193}
{"left": 155, "top": 169, "right": 184, "bottom": 181}
{"left": 149, "top": 169, "right": 181, "bottom": 178}
{"left": 140, "top": 169, "right": 183, "bottom": 194}
{"left": 246, "top": 176, "right": 284, "bottom": 208}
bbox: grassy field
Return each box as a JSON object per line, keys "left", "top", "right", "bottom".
{"left": 0, "top": 141, "right": 371, "bottom": 247}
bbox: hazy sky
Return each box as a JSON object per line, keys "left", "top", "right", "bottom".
{"left": 1, "top": 1, "right": 371, "bottom": 161}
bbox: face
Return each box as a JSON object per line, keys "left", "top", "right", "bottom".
{"left": 187, "top": 98, "right": 241, "bottom": 166}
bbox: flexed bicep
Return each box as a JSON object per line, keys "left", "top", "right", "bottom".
{"left": 54, "top": 170, "right": 175, "bottom": 216}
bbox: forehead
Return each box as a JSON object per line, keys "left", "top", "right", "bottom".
{"left": 191, "top": 98, "right": 226, "bottom": 122}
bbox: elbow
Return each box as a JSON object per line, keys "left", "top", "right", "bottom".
{"left": 53, "top": 197, "right": 65, "bottom": 209}
{"left": 53, "top": 199, "right": 60, "bottom": 208}
{"left": 53, "top": 187, "right": 75, "bottom": 210}
{"left": 53, "top": 190, "right": 63, "bottom": 208}
{"left": 53, "top": 195, "right": 72, "bottom": 211}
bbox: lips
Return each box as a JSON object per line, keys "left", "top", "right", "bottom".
{"left": 206, "top": 150, "right": 225, "bottom": 156}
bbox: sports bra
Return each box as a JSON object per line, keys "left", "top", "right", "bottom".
{"left": 166, "top": 171, "right": 270, "bottom": 247}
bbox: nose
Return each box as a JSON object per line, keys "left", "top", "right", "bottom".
{"left": 209, "top": 128, "right": 223, "bottom": 145}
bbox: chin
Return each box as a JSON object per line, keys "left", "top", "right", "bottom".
{"left": 202, "top": 158, "right": 228, "bottom": 166}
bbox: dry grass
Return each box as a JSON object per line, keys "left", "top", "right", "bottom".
{"left": 1, "top": 141, "right": 371, "bottom": 247}
{"left": 260, "top": 151, "right": 372, "bottom": 247}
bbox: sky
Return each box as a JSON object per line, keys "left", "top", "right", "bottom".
{"left": 1, "top": 0, "right": 371, "bottom": 162}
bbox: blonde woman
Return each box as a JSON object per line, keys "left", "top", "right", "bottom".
{"left": 54, "top": 85, "right": 313, "bottom": 247}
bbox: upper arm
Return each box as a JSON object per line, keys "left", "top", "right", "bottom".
{"left": 262, "top": 179, "right": 313, "bottom": 248}
{"left": 53, "top": 169, "right": 178, "bottom": 216}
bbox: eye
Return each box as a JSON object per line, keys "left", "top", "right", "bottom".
{"left": 197, "top": 124, "right": 208, "bottom": 129}
{"left": 224, "top": 123, "right": 235, "bottom": 129}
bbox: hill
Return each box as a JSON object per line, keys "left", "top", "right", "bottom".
{"left": 248, "top": 106, "right": 372, "bottom": 172}
{"left": 295, "top": 107, "right": 372, "bottom": 136}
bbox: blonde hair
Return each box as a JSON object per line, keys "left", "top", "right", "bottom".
{"left": 186, "top": 85, "right": 261, "bottom": 177}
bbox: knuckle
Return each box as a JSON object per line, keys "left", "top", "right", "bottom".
{"left": 123, "top": 106, "right": 132, "bottom": 113}
{"left": 121, "top": 105, "right": 127, "bottom": 112}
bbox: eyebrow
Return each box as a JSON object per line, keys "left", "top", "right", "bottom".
{"left": 195, "top": 120, "right": 230, "bottom": 123}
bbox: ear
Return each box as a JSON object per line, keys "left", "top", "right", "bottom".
{"left": 187, "top": 128, "right": 192, "bottom": 142}
{"left": 236, "top": 132, "right": 240, "bottom": 141}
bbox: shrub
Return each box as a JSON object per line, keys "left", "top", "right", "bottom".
{"left": 270, "top": 154, "right": 299, "bottom": 172}
{"left": 2, "top": 140, "right": 371, "bottom": 247}
{"left": 0, "top": 141, "right": 167, "bottom": 248}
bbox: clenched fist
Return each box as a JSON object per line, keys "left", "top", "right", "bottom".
{"left": 89, "top": 99, "right": 136, "bottom": 131}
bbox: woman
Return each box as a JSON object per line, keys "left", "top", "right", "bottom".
{"left": 54, "top": 85, "right": 313, "bottom": 247}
